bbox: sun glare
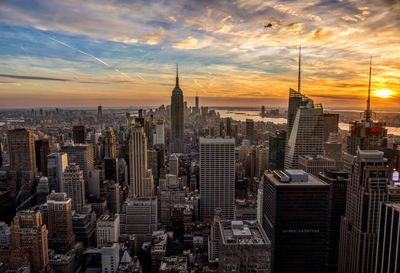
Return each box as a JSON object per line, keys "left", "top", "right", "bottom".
{"left": 373, "top": 89, "right": 395, "bottom": 99}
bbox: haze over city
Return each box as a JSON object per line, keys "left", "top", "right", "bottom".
{"left": 0, "top": 0, "right": 399, "bottom": 109}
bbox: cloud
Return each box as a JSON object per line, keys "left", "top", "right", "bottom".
{"left": 173, "top": 36, "right": 213, "bottom": 50}
{"left": 0, "top": 74, "right": 68, "bottom": 81}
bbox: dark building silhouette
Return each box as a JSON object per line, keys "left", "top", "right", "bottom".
{"left": 170, "top": 65, "right": 184, "bottom": 153}
{"left": 245, "top": 119, "right": 254, "bottom": 144}
{"left": 318, "top": 169, "right": 348, "bottom": 273}
{"left": 35, "top": 138, "right": 53, "bottom": 176}
{"left": 72, "top": 125, "right": 86, "bottom": 144}
{"left": 262, "top": 169, "right": 329, "bottom": 273}
{"left": 268, "top": 130, "right": 286, "bottom": 170}
{"left": 323, "top": 113, "right": 339, "bottom": 141}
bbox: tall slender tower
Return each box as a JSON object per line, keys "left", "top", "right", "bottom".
{"left": 170, "top": 64, "right": 184, "bottom": 153}
{"left": 338, "top": 150, "right": 394, "bottom": 273}
{"left": 129, "top": 125, "right": 153, "bottom": 197}
{"left": 346, "top": 58, "right": 387, "bottom": 155}
{"left": 195, "top": 90, "right": 199, "bottom": 111}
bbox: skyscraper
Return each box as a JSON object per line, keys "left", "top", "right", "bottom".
{"left": 200, "top": 137, "right": 235, "bottom": 221}
{"left": 104, "top": 127, "right": 117, "bottom": 159}
{"left": 376, "top": 202, "right": 400, "bottom": 273}
{"left": 35, "top": 138, "right": 53, "bottom": 176}
{"left": 245, "top": 119, "right": 255, "bottom": 144}
{"left": 10, "top": 210, "right": 49, "bottom": 272}
{"left": 268, "top": 130, "right": 286, "bottom": 170}
{"left": 170, "top": 64, "right": 184, "bottom": 153}
{"left": 338, "top": 150, "right": 393, "bottom": 273}
{"left": 47, "top": 192, "right": 75, "bottom": 253}
{"left": 129, "top": 125, "right": 153, "bottom": 197}
{"left": 322, "top": 113, "right": 339, "bottom": 142}
{"left": 7, "top": 128, "right": 36, "bottom": 174}
{"left": 47, "top": 152, "right": 68, "bottom": 192}
{"left": 61, "top": 143, "right": 94, "bottom": 187}
{"left": 262, "top": 169, "right": 330, "bottom": 273}
{"left": 347, "top": 58, "right": 387, "bottom": 155}
{"left": 72, "top": 125, "right": 86, "bottom": 144}
{"left": 62, "top": 163, "right": 86, "bottom": 212}
{"left": 318, "top": 169, "right": 349, "bottom": 273}
{"left": 284, "top": 90, "right": 324, "bottom": 169}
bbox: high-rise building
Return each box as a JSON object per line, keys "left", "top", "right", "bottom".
{"left": 120, "top": 197, "right": 158, "bottom": 242}
{"left": 200, "top": 137, "right": 235, "bottom": 221}
{"left": 170, "top": 64, "right": 184, "bottom": 153}
{"left": 285, "top": 89, "right": 324, "bottom": 169}
{"left": 101, "top": 243, "right": 120, "bottom": 273}
{"left": 268, "top": 130, "right": 286, "bottom": 170}
{"left": 10, "top": 210, "right": 49, "bottom": 272}
{"left": 195, "top": 90, "right": 199, "bottom": 111}
{"left": 318, "top": 169, "right": 349, "bottom": 273}
{"left": 7, "top": 128, "right": 36, "bottom": 174}
{"left": 298, "top": 155, "right": 337, "bottom": 176}
{"left": 346, "top": 59, "right": 387, "bottom": 155}
{"left": 104, "top": 128, "right": 117, "bottom": 159}
{"left": 35, "top": 138, "right": 53, "bottom": 176}
{"left": 62, "top": 163, "right": 85, "bottom": 212}
{"left": 72, "top": 125, "right": 86, "bottom": 144}
{"left": 168, "top": 154, "right": 179, "bottom": 177}
{"left": 338, "top": 150, "right": 395, "bottom": 273}
{"left": 376, "top": 202, "right": 400, "bottom": 273}
{"left": 47, "top": 192, "right": 75, "bottom": 253}
{"left": 159, "top": 174, "right": 187, "bottom": 226}
{"left": 262, "top": 169, "right": 330, "bottom": 273}
{"left": 47, "top": 152, "right": 68, "bottom": 192}
{"left": 322, "top": 113, "right": 339, "bottom": 142}
{"left": 218, "top": 220, "right": 271, "bottom": 273}
{"left": 96, "top": 214, "right": 120, "bottom": 248}
{"left": 0, "top": 222, "right": 10, "bottom": 248}
{"left": 226, "top": 117, "right": 232, "bottom": 137}
{"left": 129, "top": 125, "right": 153, "bottom": 197}
{"left": 61, "top": 143, "right": 94, "bottom": 186}
{"left": 154, "top": 120, "right": 165, "bottom": 145}
{"left": 246, "top": 119, "right": 255, "bottom": 144}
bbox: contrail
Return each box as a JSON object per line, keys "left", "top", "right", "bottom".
{"left": 47, "top": 36, "right": 144, "bottom": 81}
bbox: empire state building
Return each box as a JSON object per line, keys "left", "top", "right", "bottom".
{"left": 170, "top": 64, "right": 184, "bottom": 153}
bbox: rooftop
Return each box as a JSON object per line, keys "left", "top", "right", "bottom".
{"left": 266, "top": 170, "right": 328, "bottom": 186}
{"left": 219, "top": 220, "right": 270, "bottom": 246}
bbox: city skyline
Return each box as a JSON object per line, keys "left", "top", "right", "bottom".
{"left": 0, "top": 0, "right": 399, "bottom": 109}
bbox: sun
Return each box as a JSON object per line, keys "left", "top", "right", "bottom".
{"left": 373, "top": 89, "right": 395, "bottom": 99}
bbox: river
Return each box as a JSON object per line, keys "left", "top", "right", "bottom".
{"left": 216, "top": 109, "right": 400, "bottom": 136}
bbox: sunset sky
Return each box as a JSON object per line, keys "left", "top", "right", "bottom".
{"left": 0, "top": 0, "right": 399, "bottom": 109}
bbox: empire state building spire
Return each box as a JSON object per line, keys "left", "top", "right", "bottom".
{"left": 171, "top": 63, "right": 184, "bottom": 153}
{"left": 176, "top": 63, "right": 179, "bottom": 87}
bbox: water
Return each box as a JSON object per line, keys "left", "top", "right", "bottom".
{"left": 216, "top": 109, "right": 400, "bottom": 136}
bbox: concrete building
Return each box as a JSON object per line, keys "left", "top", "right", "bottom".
{"left": 268, "top": 130, "right": 286, "bottom": 170}
{"left": 0, "top": 222, "right": 10, "bottom": 248}
{"left": 159, "top": 256, "right": 187, "bottom": 273}
{"left": 298, "top": 155, "right": 337, "bottom": 176}
{"left": 61, "top": 143, "right": 94, "bottom": 187}
{"left": 168, "top": 154, "right": 179, "bottom": 177}
{"left": 62, "top": 163, "right": 85, "bottom": 212}
{"left": 338, "top": 150, "right": 398, "bottom": 273}
{"left": 101, "top": 243, "right": 120, "bottom": 273}
{"left": 154, "top": 120, "right": 165, "bottom": 145}
{"left": 47, "top": 192, "right": 75, "bottom": 253}
{"left": 10, "top": 210, "right": 49, "bottom": 272}
{"left": 200, "top": 137, "right": 235, "bottom": 221}
{"left": 104, "top": 128, "right": 117, "bottom": 159}
{"left": 159, "top": 174, "right": 187, "bottom": 226}
{"left": 97, "top": 214, "right": 120, "bottom": 248}
{"left": 129, "top": 125, "right": 154, "bottom": 197}
{"left": 121, "top": 197, "right": 158, "bottom": 242}
{"left": 376, "top": 202, "right": 400, "bottom": 273}
{"left": 262, "top": 169, "right": 330, "bottom": 273}
{"left": 218, "top": 220, "right": 271, "bottom": 273}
